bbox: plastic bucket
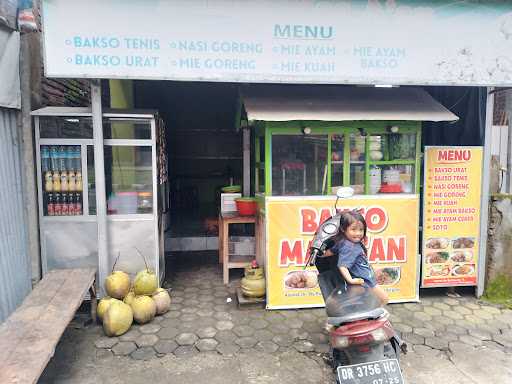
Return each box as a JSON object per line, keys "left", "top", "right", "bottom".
{"left": 235, "top": 198, "right": 257, "bottom": 216}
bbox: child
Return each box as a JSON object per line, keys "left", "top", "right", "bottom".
{"left": 325, "top": 210, "right": 388, "bottom": 305}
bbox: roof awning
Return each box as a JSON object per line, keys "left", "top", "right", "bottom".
{"left": 241, "top": 85, "right": 459, "bottom": 122}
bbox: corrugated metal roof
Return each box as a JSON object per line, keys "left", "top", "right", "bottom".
{"left": 241, "top": 85, "right": 459, "bottom": 122}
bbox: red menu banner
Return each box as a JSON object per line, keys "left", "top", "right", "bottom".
{"left": 421, "top": 147, "right": 483, "bottom": 287}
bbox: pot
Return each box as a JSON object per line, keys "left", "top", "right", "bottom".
{"left": 235, "top": 197, "right": 257, "bottom": 216}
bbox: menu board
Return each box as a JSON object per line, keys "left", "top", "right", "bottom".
{"left": 421, "top": 147, "right": 483, "bottom": 288}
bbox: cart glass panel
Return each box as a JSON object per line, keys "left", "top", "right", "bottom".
{"left": 103, "top": 119, "right": 152, "bottom": 140}
{"left": 39, "top": 116, "right": 93, "bottom": 139}
{"left": 388, "top": 132, "right": 416, "bottom": 161}
{"left": 40, "top": 145, "right": 83, "bottom": 216}
{"left": 271, "top": 134, "right": 328, "bottom": 196}
{"left": 349, "top": 133, "right": 366, "bottom": 195}
{"left": 331, "top": 134, "right": 344, "bottom": 193}
{"left": 104, "top": 146, "right": 153, "bottom": 214}
{"left": 375, "top": 165, "right": 416, "bottom": 194}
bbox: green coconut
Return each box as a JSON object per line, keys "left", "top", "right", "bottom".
{"left": 133, "top": 269, "right": 158, "bottom": 296}
{"left": 104, "top": 270, "right": 131, "bottom": 299}
{"left": 131, "top": 295, "right": 157, "bottom": 324}
{"left": 97, "top": 296, "right": 116, "bottom": 322}
{"left": 103, "top": 301, "right": 133, "bottom": 337}
{"left": 152, "top": 288, "right": 171, "bottom": 315}
{"left": 123, "top": 290, "right": 136, "bottom": 306}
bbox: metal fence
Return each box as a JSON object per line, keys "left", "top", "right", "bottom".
{"left": 0, "top": 108, "right": 32, "bottom": 323}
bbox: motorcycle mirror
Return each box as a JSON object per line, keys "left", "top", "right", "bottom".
{"left": 336, "top": 187, "right": 354, "bottom": 199}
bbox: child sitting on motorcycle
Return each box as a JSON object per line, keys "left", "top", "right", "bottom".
{"left": 325, "top": 210, "right": 389, "bottom": 305}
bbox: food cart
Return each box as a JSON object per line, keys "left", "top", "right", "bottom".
{"left": 241, "top": 85, "right": 459, "bottom": 309}
{"left": 32, "top": 107, "right": 168, "bottom": 292}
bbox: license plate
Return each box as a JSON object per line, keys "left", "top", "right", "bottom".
{"left": 336, "top": 359, "right": 404, "bottom": 384}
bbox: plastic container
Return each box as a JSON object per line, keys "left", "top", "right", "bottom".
{"left": 235, "top": 197, "right": 257, "bottom": 216}
{"left": 369, "top": 166, "right": 381, "bottom": 194}
{"left": 221, "top": 185, "right": 241, "bottom": 193}
{"left": 383, "top": 169, "right": 400, "bottom": 184}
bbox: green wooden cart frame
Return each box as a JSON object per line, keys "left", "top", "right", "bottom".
{"left": 253, "top": 121, "right": 422, "bottom": 196}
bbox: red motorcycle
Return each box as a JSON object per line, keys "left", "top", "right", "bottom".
{"left": 306, "top": 188, "right": 406, "bottom": 384}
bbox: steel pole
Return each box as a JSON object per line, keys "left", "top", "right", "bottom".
{"left": 91, "top": 81, "right": 108, "bottom": 296}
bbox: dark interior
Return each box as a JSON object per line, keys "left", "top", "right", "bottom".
{"left": 132, "top": 81, "right": 486, "bottom": 240}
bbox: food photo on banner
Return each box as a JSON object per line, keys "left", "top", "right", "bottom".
{"left": 265, "top": 196, "right": 419, "bottom": 309}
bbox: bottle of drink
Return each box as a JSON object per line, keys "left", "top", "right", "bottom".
{"left": 47, "top": 193, "right": 54, "bottom": 216}
{"left": 60, "top": 171, "right": 68, "bottom": 192}
{"left": 41, "top": 146, "right": 50, "bottom": 172}
{"left": 44, "top": 171, "right": 53, "bottom": 192}
{"left": 54, "top": 193, "right": 62, "bottom": 216}
{"left": 74, "top": 146, "right": 81, "bottom": 171}
{"left": 68, "top": 193, "right": 75, "bottom": 215}
{"left": 68, "top": 171, "right": 76, "bottom": 192}
{"left": 59, "top": 146, "right": 67, "bottom": 172}
{"left": 61, "top": 193, "right": 69, "bottom": 216}
{"left": 52, "top": 171, "right": 61, "bottom": 192}
{"left": 50, "top": 146, "right": 59, "bottom": 171}
{"left": 75, "top": 171, "right": 83, "bottom": 192}
{"left": 75, "top": 193, "right": 82, "bottom": 215}
{"left": 65, "top": 146, "right": 73, "bottom": 171}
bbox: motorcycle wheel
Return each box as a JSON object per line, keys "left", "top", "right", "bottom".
{"left": 331, "top": 348, "right": 350, "bottom": 370}
{"left": 332, "top": 348, "right": 351, "bottom": 384}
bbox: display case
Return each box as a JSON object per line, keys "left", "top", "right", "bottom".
{"left": 33, "top": 108, "right": 167, "bottom": 285}
{"left": 255, "top": 122, "right": 421, "bottom": 197}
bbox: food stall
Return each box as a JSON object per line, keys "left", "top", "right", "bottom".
{"left": 32, "top": 107, "right": 168, "bottom": 293}
{"left": 241, "top": 85, "right": 459, "bottom": 309}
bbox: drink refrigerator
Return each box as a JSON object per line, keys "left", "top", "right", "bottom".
{"left": 32, "top": 108, "right": 168, "bottom": 292}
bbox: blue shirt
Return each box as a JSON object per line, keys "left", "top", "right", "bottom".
{"left": 333, "top": 240, "right": 377, "bottom": 288}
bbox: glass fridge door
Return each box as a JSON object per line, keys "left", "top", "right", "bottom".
{"left": 40, "top": 144, "right": 84, "bottom": 217}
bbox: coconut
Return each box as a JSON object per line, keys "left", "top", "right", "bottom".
{"left": 104, "top": 270, "right": 131, "bottom": 299}
{"left": 152, "top": 288, "right": 171, "bottom": 315}
{"left": 131, "top": 295, "right": 157, "bottom": 324}
{"left": 97, "top": 296, "right": 118, "bottom": 322}
{"left": 123, "top": 290, "right": 135, "bottom": 306}
{"left": 103, "top": 301, "right": 133, "bottom": 337}
{"left": 133, "top": 269, "right": 158, "bottom": 296}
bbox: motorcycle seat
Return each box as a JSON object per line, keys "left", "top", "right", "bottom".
{"left": 327, "top": 308, "right": 387, "bottom": 326}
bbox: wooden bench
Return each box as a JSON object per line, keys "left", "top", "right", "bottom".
{"left": 0, "top": 268, "right": 97, "bottom": 384}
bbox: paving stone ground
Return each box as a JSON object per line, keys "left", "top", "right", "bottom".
{"left": 40, "top": 252, "right": 512, "bottom": 383}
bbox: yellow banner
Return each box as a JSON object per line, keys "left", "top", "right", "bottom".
{"left": 422, "top": 147, "right": 483, "bottom": 287}
{"left": 266, "top": 196, "right": 419, "bottom": 309}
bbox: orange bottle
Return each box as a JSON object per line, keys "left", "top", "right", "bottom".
{"left": 44, "top": 171, "right": 53, "bottom": 192}
{"left": 60, "top": 172, "right": 68, "bottom": 192}
{"left": 75, "top": 171, "right": 83, "bottom": 192}
{"left": 52, "top": 171, "right": 61, "bottom": 192}
{"left": 68, "top": 171, "right": 76, "bottom": 192}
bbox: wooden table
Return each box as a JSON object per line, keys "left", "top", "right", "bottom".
{"left": 0, "top": 268, "right": 97, "bottom": 384}
{"left": 219, "top": 212, "right": 257, "bottom": 285}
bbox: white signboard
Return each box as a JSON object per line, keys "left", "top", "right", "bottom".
{"left": 42, "top": 0, "right": 512, "bottom": 86}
